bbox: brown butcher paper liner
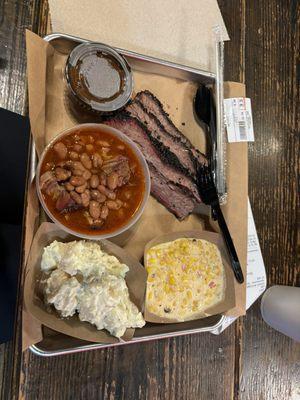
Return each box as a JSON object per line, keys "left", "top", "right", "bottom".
{"left": 144, "top": 230, "right": 235, "bottom": 323}
{"left": 24, "top": 222, "right": 147, "bottom": 344}
{"left": 23, "top": 31, "right": 248, "bottom": 349}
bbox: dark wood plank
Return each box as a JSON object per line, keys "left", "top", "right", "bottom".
{"left": 0, "top": 341, "right": 13, "bottom": 400}
{"left": 218, "top": 0, "right": 246, "bottom": 84}
{"left": 0, "top": 0, "right": 47, "bottom": 114}
{"left": 21, "top": 329, "right": 236, "bottom": 400}
{"left": 239, "top": 1, "right": 300, "bottom": 399}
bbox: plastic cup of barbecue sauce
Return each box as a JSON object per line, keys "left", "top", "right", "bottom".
{"left": 65, "top": 42, "right": 133, "bottom": 118}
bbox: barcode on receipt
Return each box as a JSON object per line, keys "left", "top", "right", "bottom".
{"left": 238, "top": 120, "right": 247, "bottom": 140}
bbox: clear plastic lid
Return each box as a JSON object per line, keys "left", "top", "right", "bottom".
{"left": 213, "top": 26, "right": 227, "bottom": 204}
{"left": 65, "top": 42, "right": 133, "bottom": 113}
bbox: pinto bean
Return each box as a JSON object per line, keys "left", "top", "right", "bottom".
{"left": 53, "top": 142, "right": 67, "bottom": 159}
{"left": 75, "top": 183, "right": 87, "bottom": 193}
{"left": 97, "top": 185, "right": 107, "bottom": 194}
{"left": 81, "top": 190, "right": 90, "bottom": 207}
{"left": 72, "top": 161, "right": 85, "bottom": 171}
{"left": 55, "top": 167, "right": 71, "bottom": 181}
{"left": 100, "top": 205, "right": 109, "bottom": 219}
{"left": 92, "top": 153, "right": 103, "bottom": 168}
{"left": 69, "top": 151, "right": 79, "bottom": 160}
{"left": 70, "top": 191, "right": 82, "bottom": 205}
{"left": 107, "top": 172, "right": 119, "bottom": 190}
{"left": 90, "top": 190, "right": 98, "bottom": 200}
{"left": 106, "top": 191, "right": 116, "bottom": 200}
{"left": 96, "top": 140, "right": 110, "bottom": 147}
{"left": 106, "top": 200, "right": 119, "bottom": 210}
{"left": 65, "top": 182, "right": 74, "bottom": 191}
{"left": 80, "top": 153, "right": 92, "bottom": 169}
{"left": 89, "top": 200, "right": 101, "bottom": 219}
{"left": 116, "top": 199, "right": 123, "bottom": 208}
{"left": 86, "top": 144, "right": 94, "bottom": 152}
{"left": 101, "top": 148, "right": 110, "bottom": 156}
{"left": 70, "top": 176, "right": 86, "bottom": 186}
{"left": 90, "top": 175, "right": 99, "bottom": 189}
{"left": 85, "top": 214, "right": 94, "bottom": 225}
{"left": 99, "top": 172, "right": 107, "bottom": 186}
{"left": 90, "top": 190, "right": 106, "bottom": 202}
{"left": 73, "top": 169, "right": 83, "bottom": 176}
{"left": 82, "top": 170, "right": 92, "bottom": 180}
{"left": 98, "top": 185, "right": 116, "bottom": 200}
{"left": 74, "top": 144, "right": 83, "bottom": 152}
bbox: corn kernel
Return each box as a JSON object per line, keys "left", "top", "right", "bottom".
{"left": 164, "top": 284, "right": 171, "bottom": 294}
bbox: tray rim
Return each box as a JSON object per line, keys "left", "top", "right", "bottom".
{"left": 43, "top": 32, "right": 217, "bottom": 81}
{"left": 29, "top": 314, "right": 226, "bottom": 357}
{"left": 28, "top": 32, "right": 226, "bottom": 357}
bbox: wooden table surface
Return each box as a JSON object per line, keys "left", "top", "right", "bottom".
{"left": 0, "top": 1, "right": 299, "bottom": 399}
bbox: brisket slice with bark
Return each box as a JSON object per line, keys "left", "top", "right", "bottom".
{"left": 148, "top": 164, "right": 195, "bottom": 220}
{"left": 104, "top": 114, "right": 198, "bottom": 218}
{"left": 135, "top": 90, "right": 207, "bottom": 167}
{"left": 125, "top": 100, "right": 197, "bottom": 178}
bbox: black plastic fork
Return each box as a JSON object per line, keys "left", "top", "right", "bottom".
{"left": 197, "top": 165, "right": 244, "bottom": 284}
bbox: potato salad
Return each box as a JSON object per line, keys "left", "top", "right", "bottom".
{"left": 41, "top": 240, "right": 145, "bottom": 338}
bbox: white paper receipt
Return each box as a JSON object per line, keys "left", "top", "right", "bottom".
{"left": 211, "top": 199, "right": 267, "bottom": 334}
{"left": 246, "top": 199, "right": 267, "bottom": 307}
{"left": 224, "top": 98, "right": 254, "bottom": 143}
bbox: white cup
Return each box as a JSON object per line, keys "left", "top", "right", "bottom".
{"left": 261, "top": 285, "right": 300, "bottom": 342}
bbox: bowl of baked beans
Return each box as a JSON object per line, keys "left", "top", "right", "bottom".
{"left": 36, "top": 124, "right": 150, "bottom": 239}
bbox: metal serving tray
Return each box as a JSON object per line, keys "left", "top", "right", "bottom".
{"left": 28, "top": 33, "right": 225, "bottom": 357}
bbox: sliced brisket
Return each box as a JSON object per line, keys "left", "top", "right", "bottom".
{"left": 104, "top": 114, "right": 200, "bottom": 213}
{"left": 135, "top": 90, "right": 207, "bottom": 167}
{"left": 125, "top": 100, "right": 197, "bottom": 178}
{"left": 148, "top": 164, "right": 195, "bottom": 220}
